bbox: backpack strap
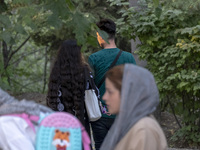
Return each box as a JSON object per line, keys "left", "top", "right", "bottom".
{"left": 97, "top": 50, "right": 122, "bottom": 88}
{"left": 5, "top": 113, "right": 39, "bottom": 132}
{"left": 81, "top": 125, "right": 91, "bottom": 150}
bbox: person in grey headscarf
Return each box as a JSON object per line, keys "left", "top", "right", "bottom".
{"left": 100, "top": 64, "right": 167, "bottom": 150}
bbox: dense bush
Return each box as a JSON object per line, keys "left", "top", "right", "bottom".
{"left": 108, "top": 0, "right": 200, "bottom": 146}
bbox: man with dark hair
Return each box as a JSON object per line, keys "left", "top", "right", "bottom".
{"left": 88, "top": 18, "right": 136, "bottom": 150}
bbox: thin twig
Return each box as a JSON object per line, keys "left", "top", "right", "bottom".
{"left": 167, "top": 96, "right": 182, "bottom": 129}
{"left": 9, "top": 49, "right": 41, "bottom": 67}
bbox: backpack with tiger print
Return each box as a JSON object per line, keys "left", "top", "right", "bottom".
{"left": 36, "top": 112, "right": 91, "bottom": 150}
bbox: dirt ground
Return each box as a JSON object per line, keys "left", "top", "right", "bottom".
{"left": 13, "top": 92, "right": 197, "bottom": 149}
{"left": 160, "top": 111, "right": 185, "bottom": 148}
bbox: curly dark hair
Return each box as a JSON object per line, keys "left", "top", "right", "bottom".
{"left": 96, "top": 18, "right": 116, "bottom": 39}
{"left": 46, "top": 40, "right": 89, "bottom": 124}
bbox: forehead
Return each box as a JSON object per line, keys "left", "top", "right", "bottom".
{"left": 105, "top": 78, "right": 115, "bottom": 88}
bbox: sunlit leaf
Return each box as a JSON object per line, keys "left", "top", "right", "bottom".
{"left": 97, "top": 28, "right": 109, "bottom": 44}
{"left": 66, "top": 0, "right": 75, "bottom": 12}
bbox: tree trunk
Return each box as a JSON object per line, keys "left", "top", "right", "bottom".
{"left": 2, "top": 41, "right": 9, "bottom": 69}
{"left": 2, "top": 41, "right": 11, "bottom": 85}
{"left": 42, "top": 46, "right": 48, "bottom": 93}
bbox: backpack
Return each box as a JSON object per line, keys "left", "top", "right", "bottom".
{"left": 36, "top": 112, "right": 91, "bottom": 150}
{"left": 0, "top": 88, "right": 91, "bottom": 150}
{"left": 0, "top": 113, "right": 39, "bottom": 150}
{"left": 0, "top": 112, "right": 91, "bottom": 150}
{"left": 0, "top": 88, "right": 53, "bottom": 150}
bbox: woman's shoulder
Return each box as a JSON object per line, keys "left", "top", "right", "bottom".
{"left": 133, "top": 116, "right": 160, "bottom": 131}
{"left": 124, "top": 116, "right": 163, "bottom": 138}
{"left": 130, "top": 116, "right": 167, "bottom": 143}
{"left": 115, "top": 116, "right": 167, "bottom": 150}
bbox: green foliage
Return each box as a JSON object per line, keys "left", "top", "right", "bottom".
{"left": 0, "top": 39, "right": 49, "bottom": 93}
{"left": 108, "top": 0, "right": 200, "bottom": 146}
{"left": 0, "top": 0, "right": 129, "bottom": 94}
{"left": 0, "top": 0, "right": 99, "bottom": 49}
{"left": 69, "top": 11, "right": 92, "bottom": 45}
{"left": 0, "top": 0, "right": 93, "bottom": 94}
{"left": 153, "top": 0, "right": 159, "bottom": 8}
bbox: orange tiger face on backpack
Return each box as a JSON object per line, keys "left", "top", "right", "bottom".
{"left": 52, "top": 129, "right": 70, "bottom": 150}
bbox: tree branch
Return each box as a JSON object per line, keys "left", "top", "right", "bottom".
{"left": 167, "top": 96, "right": 182, "bottom": 129}
{"left": 5, "top": 36, "right": 30, "bottom": 69}
{"left": 9, "top": 49, "right": 41, "bottom": 67}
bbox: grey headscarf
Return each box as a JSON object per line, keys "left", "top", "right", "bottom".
{"left": 0, "top": 88, "right": 53, "bottom": 116}
{"left": 100, "top": 64, "right": 159, "bottom": 150}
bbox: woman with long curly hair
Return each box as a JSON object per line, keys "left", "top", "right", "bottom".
{"left": 46, "top": 39, "right": 91, "bottom": 133}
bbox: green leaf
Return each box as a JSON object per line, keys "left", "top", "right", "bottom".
{"left": 47, "top": 14, "right": 62, "bottom": 29}
{"left": 0, "top": 15, "right": 11, "bottom": 27}
{"left": 69, "top": 11, "right": 91, "bottom": 44}
{"left": 193, "top": 83, "right": 200, "bottom": 91}
{"left": 155, "top": 7, "right": 162, "bottom": 18}
{"left": 153, "top": 0, "right": 159, "bottom": 8}
{"left": 181, "top": 28, "right": 193, "bottom": 35}
{"left": 177, "top": 82, "right": 189, "bottom": 89}
{"left": 0, "top": 31, "right": 11, "bottom": 44}
{"left": 121, "top": 2, "right": 130, "bottom": 6}
{"left": 14, "top": 24, "right": 27, "bottom": 35}
{"left": 66, "top": 0, "right": 75, "bottom": 12}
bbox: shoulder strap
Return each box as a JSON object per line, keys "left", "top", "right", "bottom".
{"left": 84, "top": 67, "right": 100, "bottom": 99}
{"left": 109, "top": 50, "right": 122, "bottom": 69}
{"left": 4, "top": 113, "right": 39, "bottom": 132}
{"left": 84, "top": 67, "right": 90, "bottom": 90}
{"left": 97, "top": 50, "right": 122, "bottom": 88}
